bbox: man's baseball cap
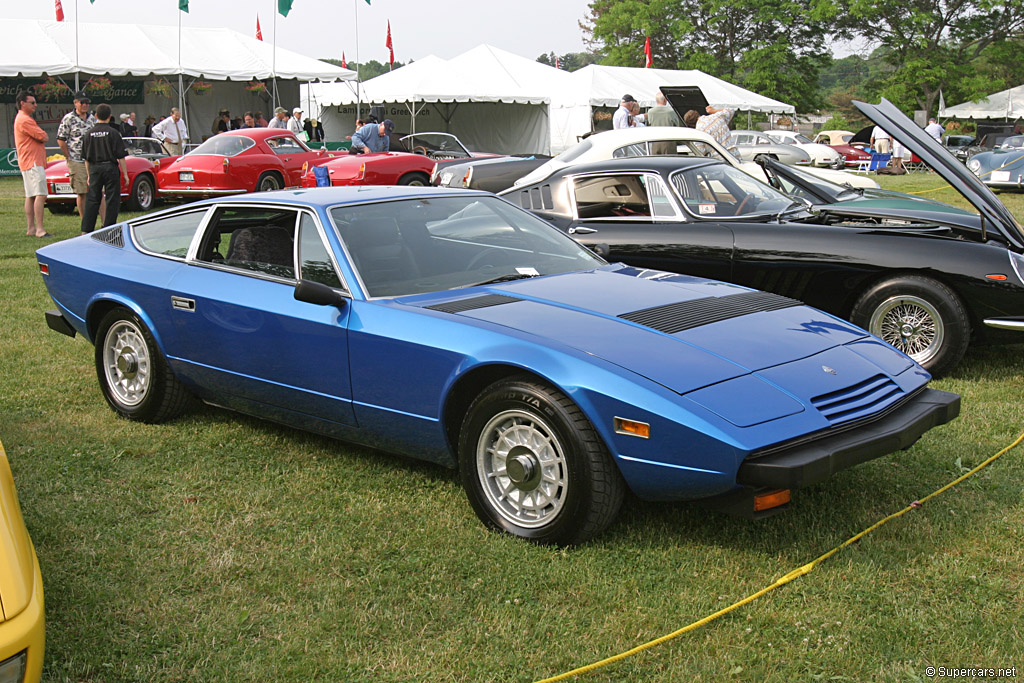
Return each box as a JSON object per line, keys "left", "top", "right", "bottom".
{"left": 73, "top": 91, "right": 90, "bottom": 103}
{"left": 293, "top": 107, "right": 303, "bottom": 114}
{"left": 120, "top": 113, "right": 130, "bottom": 120}
{"left": 621, "top": 94, "right": 636, "bottom": 102}
{"left": 274, "top": 106, "right": 287, "bottom": 115}
{"left": 381, "top": 119, "right": 395, "bottom": 133}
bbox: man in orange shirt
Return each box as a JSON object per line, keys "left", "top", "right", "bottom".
{"left": 14, "top": 91, "right": 51, "bottom": 238}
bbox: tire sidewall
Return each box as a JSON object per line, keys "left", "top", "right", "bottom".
{"left": 131, "top": 175, "right": 154, "bottom": 211}
{"left": 257, "top": 173, "right": 281, "bottom": 192}
{"left": 458, "top": 381, "right": 596, "bottom": 545}
{"left": 94, "top": 308, "right": 163, "bottom": 420}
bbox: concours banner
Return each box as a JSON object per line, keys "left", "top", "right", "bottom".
{"left": 0, "top": 78, "right": 145, "bottom": 105}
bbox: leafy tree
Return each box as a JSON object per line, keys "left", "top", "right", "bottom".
{"left": 827, "top": 0, "right": 1024, "bottom": 116}
{"left": 536, "top": 51, "right": 601, "bottom": 72}
{"left": 320, "top": 58, "right": 406, "bottom": 81}
{"left": 583, "top": 0, "right": 834, "bottom": 112}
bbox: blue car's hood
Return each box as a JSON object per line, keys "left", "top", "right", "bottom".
{"left": 410, "top": 266, "right": 916, "bottom": 399}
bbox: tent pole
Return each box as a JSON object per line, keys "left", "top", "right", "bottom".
{"left": 354, "top": 0, "right": 361, "bottom": 120}
{"left": 74, "top": 0, "right": 80, "bottom": 91}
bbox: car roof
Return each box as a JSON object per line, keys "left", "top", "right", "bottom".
{"left": 532, "top": 155, "right": 721, "bottom": 179}
{"left": 218, "top": 128, "right": 300, "bottom": 141}
{"left": 150, "top": 185, "right": 491, "bottom": 212}
{"left": 581, "top": 126, "right": 720, "bottom": 149}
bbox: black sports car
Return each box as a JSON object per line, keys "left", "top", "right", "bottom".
{"left": 501, "top": 100, "right": 1024, "bottom": 376}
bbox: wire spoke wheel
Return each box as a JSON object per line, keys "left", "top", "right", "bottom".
{"left": 476, "top": 409, "right": 568, "bottom": 529}
{"left": 869, "top": 294, "right": 944, "bottom": 365}
{"left": 102, "top": 319, "right": 152, "bottom": 407}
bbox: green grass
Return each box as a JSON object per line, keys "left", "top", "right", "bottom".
{"left": 1, "top": 176, "right": 1022, "bottom": 682}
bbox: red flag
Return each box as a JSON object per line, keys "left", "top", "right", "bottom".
{"left": 555, "top": 56, "right": 560, "bottom": 70}
{"left": 644, "top": 37, "right": 652, "bottom": 67}
{"left": 55, "top": 0, "right": 65, "bottom": 21}
{"left": 386, "top": 21, "right": 394, "bottom": 66}
{"left": 342, "top": 52, "right": 347, "bottom": 69}
{"left": 256, "top": 15, "right": 263, "bottom": 41}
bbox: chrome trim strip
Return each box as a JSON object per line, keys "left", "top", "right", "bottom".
{"left": 161, "top": 189, "right": 246, "bottom": 196}
{"left": 983, "top": 319, "right": 1024, "bottom": 331}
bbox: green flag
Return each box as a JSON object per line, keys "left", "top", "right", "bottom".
{"left": 278, "top": 0, "right": 293, "bottom": 16}
{"left": 365, "top": 0, "right": 371, "bottom": 4}
{"left": 179, "top": 0, "right": 188, "bottom": 11}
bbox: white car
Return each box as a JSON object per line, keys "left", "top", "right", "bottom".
{"left": 729, "top": 130, "right": 812, "bottom": 166}
{"left": 514, "top": 126, "right": 878, "bottom": 189}
{"left": 764, "top": 129, "right": 845, "bottom": 168}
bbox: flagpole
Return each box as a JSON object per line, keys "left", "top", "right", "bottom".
{"left": 272, "top": 0, "right": 278, "bottom": 110}
{"left": 74, "top": 0, "right": 79, "bottom": 91}
{"left": 178, "top": 8, "right": 184, "bottom": 139}
{"left": 354, "top": 0, "right": 361, "bottom": 119}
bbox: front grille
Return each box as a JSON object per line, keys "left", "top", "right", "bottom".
{"left": 619, "top": 290, "right": 801, "bottom": 334}
{"left": 91, "top": 226, "right": 124, "bottom": 248}
{"left": 811, "top": 374, "right": 904, "bottom": 425}
{"left": 426, "top": 294, "right": 520, "bottom": 314}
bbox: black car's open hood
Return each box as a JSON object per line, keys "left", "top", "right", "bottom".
{"left": 854, "top": 98, "right": 1024, "bottom": 249}
{"left": 660, "top": 86, "right": 710, "bottom": 120}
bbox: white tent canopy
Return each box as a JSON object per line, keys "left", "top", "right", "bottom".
{"left": 310, "top": 47, "right": 563, "bottom": 154}
{"left": 941, "top": 84, "right": 1024, "bottom": 120}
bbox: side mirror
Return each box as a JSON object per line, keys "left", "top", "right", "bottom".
{"left": 294, "top": 279, "right": 347, "bottom": 308}
{"left": 590, "top": 243, "right": 610, "bottom": 259}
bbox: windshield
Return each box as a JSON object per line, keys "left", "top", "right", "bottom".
{"left": 400, "top": 133, "right": 471, "bottom": 158}
{"left": 997, "top": 135, "right": 1024, "bottom": 150}
{"left": 670, "top": 163, "right": 795, "bottom": 219}
{"left": 187, "top": 135, "right": 256, "bottom": 157}
{"left": 329, "top": 195, "right": 604, "bottom": 298}
{"left": 770, "top": 163, "right": 849, "bottom": 202}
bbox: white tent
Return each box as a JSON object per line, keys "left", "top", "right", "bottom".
{"left": 550, "top": 64, "right": 796, "bottom": 153}
{"left": 309, "top": 46, "right": 565, "bottom": 155}
{"left": 941, "top": 84, "right": 1024, "bottom": 120}
{"left": 1, "top": 19, "right": 354, "bottom": 147}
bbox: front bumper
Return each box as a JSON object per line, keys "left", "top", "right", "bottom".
{"left": 737, "top": 388, "right": 960, "bottom": 489}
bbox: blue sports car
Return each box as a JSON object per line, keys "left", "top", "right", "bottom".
{"left": 36, "top": 186, "right": 959, "bottom": 544}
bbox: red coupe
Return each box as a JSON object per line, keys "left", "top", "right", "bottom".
{"left": 157, "top": 129, "right": 345, "bottom": 198}
{"left": 46, "top": 136, "right": 176, "bottom": 213}
{"left": 300, "top": 132, "right": 498, "bottom": 188}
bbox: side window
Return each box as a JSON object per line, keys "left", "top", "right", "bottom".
{"left": 268, "top": 137, "right": 303, "bottom": 154}
{"left": 298, "top": 214, "right": 344, "bottom": 289}
{"left": 644, "top": 174, "right": 679, "bottom": 218}
{"left": 573, "top": 174, "right": 652, "bottom": 219}
{"left": 612, "top": 142, "right": 649, "bottom": 158}
{"left": 195, "top": 206, "right": 297, "bottom": 279}
{"left": 132, "top": 209, "right": 207, "bottom": 258}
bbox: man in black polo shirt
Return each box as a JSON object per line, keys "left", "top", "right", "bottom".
{"left": 81, "top": 103, "right": 129, "bottom": 234}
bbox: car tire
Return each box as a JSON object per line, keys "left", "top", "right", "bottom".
{"left": 47, "top": 203, "right": 75, "bottom": 215}
{"left": 458, "top": 376, "right": 624, "bottom": 545}
{"left": 397, "top": 172, "right": 430, "bottom": 186}
{"left": 850, "top": 275, "right": 970, "bottom": 377}
{"left": 256, "top": 172, "right": 282, "bottom": 192}
{"left": 127, "top": 174, "right": 155, "bottom": 211}
{"left": 94, "top": 308, "right": 194, "bottom": 423}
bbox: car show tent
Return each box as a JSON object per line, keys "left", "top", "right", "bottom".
{"left": 549, "top": 65, "right": 796, "bottom": 153}
{"left": 308, "top": 45, "right": 566, "bottom": 155}
{"left": 940, "top": 84, "right": 1024, "bottom": 120}
{"left": 0, "top": 18, "right": 354, "bottom": 150}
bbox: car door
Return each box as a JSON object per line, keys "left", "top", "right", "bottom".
{"left": 266, "top": 135, "right": 322, "bottom": 186}
{"left": 563, "top": 171, "right": 735, "bottom": 281}
{"left": 165, "top": 204, "right": 356, "bottom": 425}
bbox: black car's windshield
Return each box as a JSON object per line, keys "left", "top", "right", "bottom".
{"left": 768, "top": 162, "right": 855, "bottom": 203}
{"left": 670, "top": 163, "right": 795, "bottom": 219}
{"left": 329, "top": 196, "right": 604, "bottom": 297}
{"left": 400, "top": 133, "right": 471, "bottom": 158}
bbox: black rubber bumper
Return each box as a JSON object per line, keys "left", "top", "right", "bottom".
{"left": 45, "top": 309, "right": 77, "bottom": 338}
{"left": 738, "top": 388, "right": 961, "bottom": 490}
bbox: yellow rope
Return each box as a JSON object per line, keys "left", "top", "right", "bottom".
{"left": 534, "top": 430, "right": 1024, "bottom": 683}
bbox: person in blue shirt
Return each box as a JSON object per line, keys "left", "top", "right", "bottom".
{"left": 350, "top": 118, "right": 394, "bottom": 154}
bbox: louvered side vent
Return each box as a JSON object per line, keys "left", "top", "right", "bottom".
{"left": 812, "top": 375, "right": 904, "bottom": 425}
{"left": 619, "top": 291, "right": 802, "bottom": 334}
{"left": 91, "top": 226, "right": 124, "bottom": 248}
{"left": 426, "top": 294, "right": 521, "bottom": 314}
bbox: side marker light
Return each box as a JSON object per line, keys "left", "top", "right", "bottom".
{"left": 614, "top": 417, "right": 650, "bottom": 439}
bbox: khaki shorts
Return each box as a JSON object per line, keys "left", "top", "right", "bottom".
{"left": 21, "top": 165, "right": 46, "bottom": 197}
{"left": 67, "top": 160, "right": 88, "bottom": 194}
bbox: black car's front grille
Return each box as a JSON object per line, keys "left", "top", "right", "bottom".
{"left": 91, "top": 226, "right": 124, "bottom": 248}
{"left": 812, "top": 374, "right": 904, "bottom": 425}
{"left": 426, "top": 294, "right": 521, "bottom": 314}
{"left": 618, "top": 290, "right": 802, "bottom": 334}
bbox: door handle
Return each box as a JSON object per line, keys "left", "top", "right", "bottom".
{"left": 569, "top": 226, "right": 598, "bottom": 235}
{"left": 171, "top": 296, "right": 195, "bottom": 312}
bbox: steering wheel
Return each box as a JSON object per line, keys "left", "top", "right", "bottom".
{"left": 413, "top": 145, "right": 429, "bottom": 156}
{"left": 466, "top": 248, "right": 506, "bottom": 271}
{"left": 734, "top": 194, "right": 755, "bottom": 216}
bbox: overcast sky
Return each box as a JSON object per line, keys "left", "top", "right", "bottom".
{"left": 15, "top": 0, "right": 595, "bottom": 64}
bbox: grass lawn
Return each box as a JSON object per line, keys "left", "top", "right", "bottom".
{"left": 0, "top": 175, "right": 1022, "bottom": 682}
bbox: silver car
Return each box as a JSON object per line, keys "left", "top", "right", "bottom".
{"left": 729, "top": 130, "right": 812, "bottom": 166}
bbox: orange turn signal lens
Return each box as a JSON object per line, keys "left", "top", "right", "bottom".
{"left": 614, "top": 417, "right": 650, "bottom": 439}
{"left": 753, "top": 489, "right": 791, "bottom": 512}
{"left": 985, "top": 274, "right": 1008, "bottom": 281}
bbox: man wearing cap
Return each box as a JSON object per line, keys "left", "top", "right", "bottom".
{"left": 288, "top": 107, "right": 304, "bottom": 136}
{"left": 268, "top": 107, "right": 289, "bottom": 130}
{"left": 613, "top": 94, "right": 643, "bottom": 130}
{"left": 57, "top": 91, "right": 98, "bottom": 218}
{"left": 152, "top": 107, "right": 188, "bottom": 155}
{"left": 120, "top": 112, "right": 138, "bottom": 137}
{"left": 350, "top": 118, "right": 394, "bottom": 154}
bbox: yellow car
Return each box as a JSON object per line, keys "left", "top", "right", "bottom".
{"left": 0, "top": 441, "right": 43, "bottom": 683}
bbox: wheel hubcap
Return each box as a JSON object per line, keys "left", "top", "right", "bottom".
{"left": 869, "top": 295, "right": 944, "bottom": 365}
{"left": 476, "top": 410, "right": 567, "bottom": 529}
{"left": 103, "top": 321, "right": 151, "bottom": 406}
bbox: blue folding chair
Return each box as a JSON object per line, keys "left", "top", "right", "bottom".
{"left": 313, "top": 165, "right": 331, "bottom": 187}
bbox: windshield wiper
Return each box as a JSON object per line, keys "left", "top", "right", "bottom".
{"left": 464, "top": 273, "right": 538, "bottom": 287}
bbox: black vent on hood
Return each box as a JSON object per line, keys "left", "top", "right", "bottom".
{"left": 426, "top": 294, "right": 521, "bottom": 314}
{"left": 91, "top": 226, "right": 124, "bottom": 248}
{"left": 620, "top": 291, "right": 802, "bottom": 333}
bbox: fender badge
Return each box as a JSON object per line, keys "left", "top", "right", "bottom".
{"left": 822, "top": 365, "right": 837, "bottom": 375}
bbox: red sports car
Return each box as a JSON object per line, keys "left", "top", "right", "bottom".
{"left": 157, "top": 129, "right": 345, "bottom": 198}
{"left": 300, "top": 132, "right": 499, "bottom": 188}
{"left": 45, "top": 136, "right": 176, "bottom": 213}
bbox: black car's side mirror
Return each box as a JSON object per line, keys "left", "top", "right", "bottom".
{"left": 294, "top": 279, "right": 347, "bottom": 309}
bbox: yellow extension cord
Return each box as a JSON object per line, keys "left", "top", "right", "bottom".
{"left": 535, "top": 430, "right": 1024, "bottom": 683}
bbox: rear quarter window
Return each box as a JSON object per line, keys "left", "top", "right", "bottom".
{"left": 131, "top": 210, "right": 208, "bottom": 258}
